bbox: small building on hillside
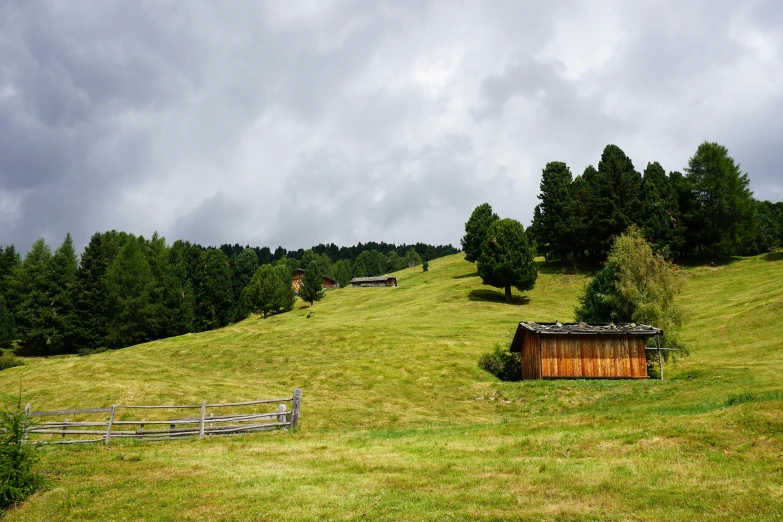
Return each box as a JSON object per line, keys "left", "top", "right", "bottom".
{"left": 510, "top": 322, "right": 661, "bottom": 380}
{"left": 291, "top": 268, "right": 340, "bottom": 293}
{"left": 350, "top": 275, "right": 397, "bottom": 288}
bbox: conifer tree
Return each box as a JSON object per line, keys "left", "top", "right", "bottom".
{"left": 105, "top": 236, "right": 155, "bottom": 348}
{"left": 274, "top": 265, "right": 296, "bottom": 311}
{"left": 639, "top": 162, "right": 683, "bottom": 257}
{"left": 536, "top": 161, "right": 574, "bottom": 263}
{"left": 422, "top": 260, "right": 429, "bottom": 272}
{"left": 43, "top": 233, "right": 78, "bottom": 352}
{"left": 70, "top": 234, "right": 110, "bottom": 350}
{"left": 245, "top": 265, "right": 283, "bottom": 319}
{"left": 591, "top": 145, "right": 642, "bottom": 256}
{"left": 476, "top": 219, "right": 538, "bottom": 303}
{"left": 12, "top": 239, "right": 53, "bottom": 354}
{"left": 686, "top": 142, "right": 755, "bottom": 257}
{"left": 299, "top": 262, "right": 325, "bottom": 306}
{"left": 230, "top": 248, "right": 259, "bottom": 322}
{"left": 0, "top": 295, "right": 14, "bottom": 348}
{"left": 461, "top": 203, "right": 499, "bottom": 262}
{"left": 161, "top": 259, "right": 195, "bottom": 336}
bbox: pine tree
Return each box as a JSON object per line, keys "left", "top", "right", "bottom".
{"left": 333, "top": 260, "right": 352, "bottom": 288}
{"left": 476, "top": 219, "right": 538, "bottom": 303}
{"left": 639, "top": 162, "right": 683, "bottom": 257}
{"left": 191, "top": 248, "right": 233, "bottom": 331}
{"left": 686, "top": 142, "right": 755, "bottom": 257}
{"left": 161, "top": 259, "right": 195, "bottom": 336}
{"left": 70, "top": 234, "right": 110, "bottom": 350}
{"left": 591, "top": 145, "right": 642, "bottom": 256}
{"left": 299, "top": 262, "right": 325, "bottom": 306}
{"left": 422, "top": 260, "right": 429, "bottom": 272}
{"left": 461, "top": 203, "right": 499, "bottom": 262}
{"left": 536, "top": 162, "right": 574, "bottom": 263}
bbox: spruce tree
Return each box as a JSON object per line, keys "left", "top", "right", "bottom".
{"left": 43, "top": 233, "right": 78, "bottom": 352}
{"left": 638, "top": 162, "right": 684, "bottom": 258}
{"left": 461, "top": 203, "right": 499, "bottom": 262}
{"left": 230, "top": 248, "right": 259, "bottom": 322}
{"left": 476, "top": 219, "right": 538, "bottom": 303}
{"left": 161, "top": 259, "right": 196, "bottom": 336}
{"left": 12, "top": 239, "right": 53, "bottom": 354}
{"left": 592, "top": 145, "right": 642, "bottom": 256}
{"left": 105, "top": 237, "right": 155, "bottom": 348}
{"left": 299, "top": 262, "right": 325, "bottom": 306}
{"left": 536, "top": 162, "right": 574, "bottom": 263}
{"left": 0, "top": 295, "right": 14, "bottom": 348}
{"left": 422, "top": 260, "right": 429, "bottom": 272}
{"left": 70, "top": 233, "right": 110, "bottom": 350}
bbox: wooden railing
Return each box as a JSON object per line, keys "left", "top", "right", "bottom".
{"left": 22, "top": 388, "right": 301, "bottom": 445}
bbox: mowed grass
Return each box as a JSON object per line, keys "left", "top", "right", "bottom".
{"left": 1, "top": 253, "right": 782, "bottom": 521}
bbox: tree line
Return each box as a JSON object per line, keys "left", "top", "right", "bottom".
{"left": 527, "top": 142, "right": 783, "bottom": 265}
{"left": 0, "top": 233, "right": 454, "bottom": 355}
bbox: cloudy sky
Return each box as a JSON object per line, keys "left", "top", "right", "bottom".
{"left": 1, "top": 1, "right": 782, "bottom": 254}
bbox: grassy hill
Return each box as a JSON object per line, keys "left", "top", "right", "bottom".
{"left": 1, "top": 253, "right": 782, "bottom": 521}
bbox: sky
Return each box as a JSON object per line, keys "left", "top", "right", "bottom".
{"left": 1, "top": 0, "right": 782, "bottom": 254}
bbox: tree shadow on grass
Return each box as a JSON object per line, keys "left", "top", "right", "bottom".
{"left": 468, "top": 289, "right": 530, "bottom": 306}
{"left": 763, "top": 251, "right": 783, "bottom": 262}
{"left": 453, "top": 271, "right": 478, "bottom": 279}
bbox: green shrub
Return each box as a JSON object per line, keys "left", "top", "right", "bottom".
{"left": 0, "top": 390, "right": 44, "bottom": 510}
{"left": 478, "top": 343, "right": 521, "bottom": 381}
{"left": 0, "top": 357, "right": 23, "bottom": 371}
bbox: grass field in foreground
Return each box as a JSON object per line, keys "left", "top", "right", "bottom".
{"left": 1, "top": 253, "right": 782, "bottom": 521}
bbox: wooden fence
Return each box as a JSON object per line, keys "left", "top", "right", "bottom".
{"left": 23, "top": 388, "right": 301, "bottom": 445}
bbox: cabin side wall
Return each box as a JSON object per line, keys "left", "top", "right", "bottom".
{"left": 520, "top": 331, "right": 542, "bottom": 380}
{"left": 540, "top": 335, "right": 648, "bottom": 379}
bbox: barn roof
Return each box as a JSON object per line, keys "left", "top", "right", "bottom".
{"left": 510, "top": 321, "right": 662, "bottom": 352}
{"left": 350, "top": 275, "right": 397, "bottom": 283}
{"left": 518, "top": 321, "right": 662, "bottom": 335}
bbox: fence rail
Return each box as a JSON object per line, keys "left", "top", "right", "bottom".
{"left": 22, "top": 387, "right": 302, "bottom": 445}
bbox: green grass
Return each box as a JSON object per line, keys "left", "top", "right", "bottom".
{"left": 1, "top": 254, "right": 782, "bottom": 520}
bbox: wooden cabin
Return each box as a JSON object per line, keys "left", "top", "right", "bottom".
{"left": 350, "top": 275, "right": 397, "bottom": 288}
{"left": 509, "top": 322, "right": 662, "bottom": 380}
{"left": 291, "top": 268, "right": 340, "bottom": 293}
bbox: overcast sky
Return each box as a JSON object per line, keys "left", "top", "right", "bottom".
{"left": 1, "top": 1, "right": 782, "bottom": 254}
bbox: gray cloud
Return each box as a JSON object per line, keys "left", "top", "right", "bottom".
{"left": 1, "top": 0, "right": 782, "bottom": 255}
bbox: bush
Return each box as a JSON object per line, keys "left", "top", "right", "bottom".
{"left": 0, "top": 390, "right": 44, "bottom": 510}
{"left": 478, "top": 343, "right": 521, "bottom": 381}
{"left": 0, "top": 357, "right": 23, "bottom": 371}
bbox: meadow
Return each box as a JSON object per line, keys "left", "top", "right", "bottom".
{"left": 1, "top": 253, "right": 782, "bottom": 521}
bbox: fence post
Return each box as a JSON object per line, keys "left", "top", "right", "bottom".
{"left": 290, "top": 388, "right": 301, "bottom": 430}
{"left": 277, "top": 404, "right": 287, "bottom": 428}
{"left": 105, "top": 405, "right": 117, "bottom": 445}
{"left": 209, "top": 412, "right": 213, "bottom": 428}
{"left": 139, "top": 420, "right": 145, "bottom": 440}
{"left": 656, "top": 335, "right": 664, "bottom": 380}
{"left": 23, "top": 404, "right": 30, "bottom": 443}
{"left": 199, "top": 400, "right": 206, "bottom": 439}
{"left": 62, "top": 418, "right": 68, "bottom": 440}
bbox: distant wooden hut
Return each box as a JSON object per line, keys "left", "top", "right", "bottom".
{"left": 350, "top": 275, "right": 397, "bottom": 288}
{"left": 509, "top": 322, "right": 662, "bottom": 380}
{"left": 291, "top": 268, "right": 340, "bottom": 293}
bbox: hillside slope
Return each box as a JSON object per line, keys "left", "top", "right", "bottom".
{"left": 2, "top": 253, "right": 782, "bottom": 521}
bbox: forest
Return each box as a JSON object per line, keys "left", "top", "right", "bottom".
{"left": 528, "top": 142, "right": 783, "bottom": 265}
{"left": 0, "top": 236, "right": 455, "bottom": 355}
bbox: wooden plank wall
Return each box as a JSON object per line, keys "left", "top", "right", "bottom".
{"left": 538, "top": 336, "right": 648, "bottom": 379}
{"left": 520, "top": 331, "right": 542, "bottom": 379}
